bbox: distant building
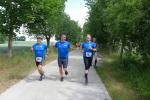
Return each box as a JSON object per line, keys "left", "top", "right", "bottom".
{"left": 16, "top": 33, "right": 56, "bottom": 41}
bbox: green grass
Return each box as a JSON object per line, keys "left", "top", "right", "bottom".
{"left": 0, "top": 41, "right": 46, "bottom": 47}
{"left": 96, "top": 52, "right": 150, "bottom": 100}
{"left": 0, "top": 44, "right": 57, "bottom": 93}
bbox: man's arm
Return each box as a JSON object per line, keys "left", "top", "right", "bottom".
{"left": 44, "top": 45, "right": 48, "bottom": 59}
{"left": 92, "top": 48, "right": 97, "bottom": 52}
{"left": 68, "top": 42, "right": 73, "bottom": 50}
{"left": 54, "top": 42, "right": 58, "bottom": 48}
{"left": 45, "top": 48, "right": 48, "bottom": 58}
{"left": 80, "top": 45, "right": 83, "bottom": 52}
{"left": 31, "top": 47, "right": 34, "bottom": 52}
{"left": 46, "top": 48, "right": 48, "bottom": 55}
{"left": 45, "top": 45, "right": 48, "bottom": 55}
{"left": 89, "top": 43, "right": 97, "bottom": 52}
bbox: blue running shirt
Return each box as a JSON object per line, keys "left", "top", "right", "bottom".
{"left": 32, "top": 43, "right": 47, "bottom": 58}
{"left": 81, "top": 41, "right": 96, "bottom": 57}
{"left": 55, "top": 41, "right": 70, "bottom": 59}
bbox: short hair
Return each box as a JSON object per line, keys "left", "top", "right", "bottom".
{"left": 93, "top": 37, "right": 96, "bottom": 40}
{"left": 86, "top": 34, "right": 91, "bottom": 39}
{"left": 37, "top": 35, "right": 43, "bottom": 40}
{"left": 86, "top": 34, "right": 91, "bottom": 36}
{"left": 61, "top": 34, "right": 66, "bottom": 37}
{"left": 60, "top": 34, "right": 66, "bottom": 39}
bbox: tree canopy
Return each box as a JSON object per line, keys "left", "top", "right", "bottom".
{"left": 84, "top": 0, "right": 150, "bottom": 97}
{"left": 84, "top": 0, "right": 150, "bottom": 63}
{"left": 0, "top": 0, "right": 69, "bottom": 56}
{"left": 56, "top": 13, "right": 81, "bottom": 44}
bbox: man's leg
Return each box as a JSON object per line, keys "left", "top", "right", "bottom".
{"left": 59, "top": 67, "right": 64, "bottom": 81}
{"left": 85, "top": 69, "right": 89, "bottom": 85}
{"left": 94, "top": 58, "right": 97, "bottom": 68}
{"left": 92, "top": 56, "right": 95, "bottom": 67}
{"left": 58, "top": 59, "right": 64, "bottom": 81}
{"left": 36, "top": 62, "right": 44, "bottom": 75}
{"left": 38, "top": 65, "right": 44, "bottom": 75}
{"left": 84, "top": 57, "right": 90, "bottom": 85}
{"left": 37, "top": 63, "right": 45, "bottom": 81}
{"left": 63, "top": 59, "right": 68, "bottom": 76}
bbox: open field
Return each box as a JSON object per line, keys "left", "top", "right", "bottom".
{"left": 0, "top": 41, "right": 40, "bottom": 47}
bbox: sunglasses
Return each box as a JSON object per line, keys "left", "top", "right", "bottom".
{"left": 37, "top": 38, "right": 42, "bottom": 40}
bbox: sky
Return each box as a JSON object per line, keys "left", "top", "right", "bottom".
{"left": 65, "top": 0, "right": 89, "bottom": 27}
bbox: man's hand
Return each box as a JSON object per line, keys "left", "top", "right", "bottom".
{"left": 46, "top": 54, "right": 48, "bottom": 58}
{"left": 89, "top": 46, "right": 97, "bottom": 52}
{"left": 70, "top": 46, "right": 73, "bottom": 51}
{"left": 45, "top": 48, "right": 48, "bottom": 58}
{"left": 80, "top": 46, "right": 83, "bottom": 53}
{"left": 93, "top": 48, "right": 97, "bottom": 52}
{"left": 31, "top": 48, "right": 34, "bottom": 52}
{"left": 88, "top": 46, "right": 93, "bottom": 50}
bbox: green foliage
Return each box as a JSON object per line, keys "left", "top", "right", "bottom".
{"left": 0, "top": 33, "right": 6, "bottom": 44}
{"left": 27, "top": 0, "right": 66, "bottom": 35}
{"left": 84, "top": 0, "right": 150, "bottom": 63}
{"left": 56, "top": 14, "right": 82, "bottom": 44}
{"left": 120, "top": 54, "right": 150, "bottom": 99}
{"left": 0, "top": 0, "right": 80, "bottom": 50}
{"left": 0, "top": 0, "right": 43, "bottom": 56}
{"left": 98, "top": 52, "right": 150, "bottom": 99}
{"left": 97, "top": 55, "right": 139, "bottom": 100}
{"left": 25, "top": 0, "right": 66, "bottom": 47}
{"left": 0, "top": 0, "right": 66, "bottom": 54}
{"left": 0, "top": 46, "right": 56, "bottom": 93}
{"left": 0, "top": 0, "right": 35, "bottom": 35}
{"left": 84, "top": 0, "right": 112, "bottom": 47}
{"left": 85, "top": 0, "right": 150, "bottom": 98}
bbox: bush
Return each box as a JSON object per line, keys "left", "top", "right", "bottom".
{"left": 120, "top": 54, "right": 150, "bottom": 99}
{"left": 0, "top": 34, "right": 6, "bottom": 44}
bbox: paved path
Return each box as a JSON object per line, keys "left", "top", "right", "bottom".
{"left": 0, "top": 49, "right": 111, "bottom": 100}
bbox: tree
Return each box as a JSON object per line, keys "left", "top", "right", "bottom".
{"left": 27, "top": 0, "right": 66, "bottom": 48}
{"left": 84, "top": 0, "right": 112, "bottom": 48}
{"left": 84, "top": 0, "right": 150, "bottom": 65}
{"left": 0, "top": 33, "right": 6, "bottom": 44}
{"left": 56, "top": 14, "right": 82, "bottom": 44}
{"left": 0, "top": 0, "right": 40, "bottom": 57}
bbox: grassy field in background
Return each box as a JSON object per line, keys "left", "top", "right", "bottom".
{"left": 96, "top": 52, "right": 147, "bottom": 100}
{"left": 0, "top": 41, "right": 57, "bottom": 93}
{"left": 0, "top": 41, "right": 41, "bottom": 47}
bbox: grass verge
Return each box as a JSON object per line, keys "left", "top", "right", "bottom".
{"left": 96, "top": 52, "right": 150, "bottom": 100}
{"left": 0, "top": 46, "right": 57, "bottom": 93}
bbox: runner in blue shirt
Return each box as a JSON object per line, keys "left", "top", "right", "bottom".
{"left": 55, "top": 34, "right": 70, "bottom": 81}
{"left": 92, "top": 38, "right": 98, "bottom": 68}
{"left": 32, "top": 36, "right": 48, "bottom": 81}
{"left": 80, "top": 34, "right": 97, "bottom": 85}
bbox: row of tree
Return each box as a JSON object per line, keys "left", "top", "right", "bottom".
{"left": 56, "top": 14, "right": 81, "bottom": 44}
{"left": 84, "top": 0, "right": 150, "bottom": 66}
{"left": 0, "top": 0, "right": 81, "bottom": 57}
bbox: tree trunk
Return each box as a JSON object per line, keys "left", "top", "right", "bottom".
{"left": 120, "top": 34, "right": 125, "bottom": 65}
{"left": 8, "top": 33, "right": 13, "bottom": 57}
{"left": 45, "top": 34, "right": 51, "bottom": 48}
{"left": 7, "top": 0, "right": 13, "bottom": 57}
{"left": 109, "top": 46, "right": 112, "bottom": 55}
{"left": 120, "top": 42, "right": 124, "bottom": 60}
{"left": 46, "top": 38, "right": 50, "bottom": 48}
{"left": 108, "top": 42, "right": 112, "bottom": 55}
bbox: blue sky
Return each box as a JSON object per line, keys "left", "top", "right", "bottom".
{"left": 65, "top": 0, "right": 88, "bottom": 27}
